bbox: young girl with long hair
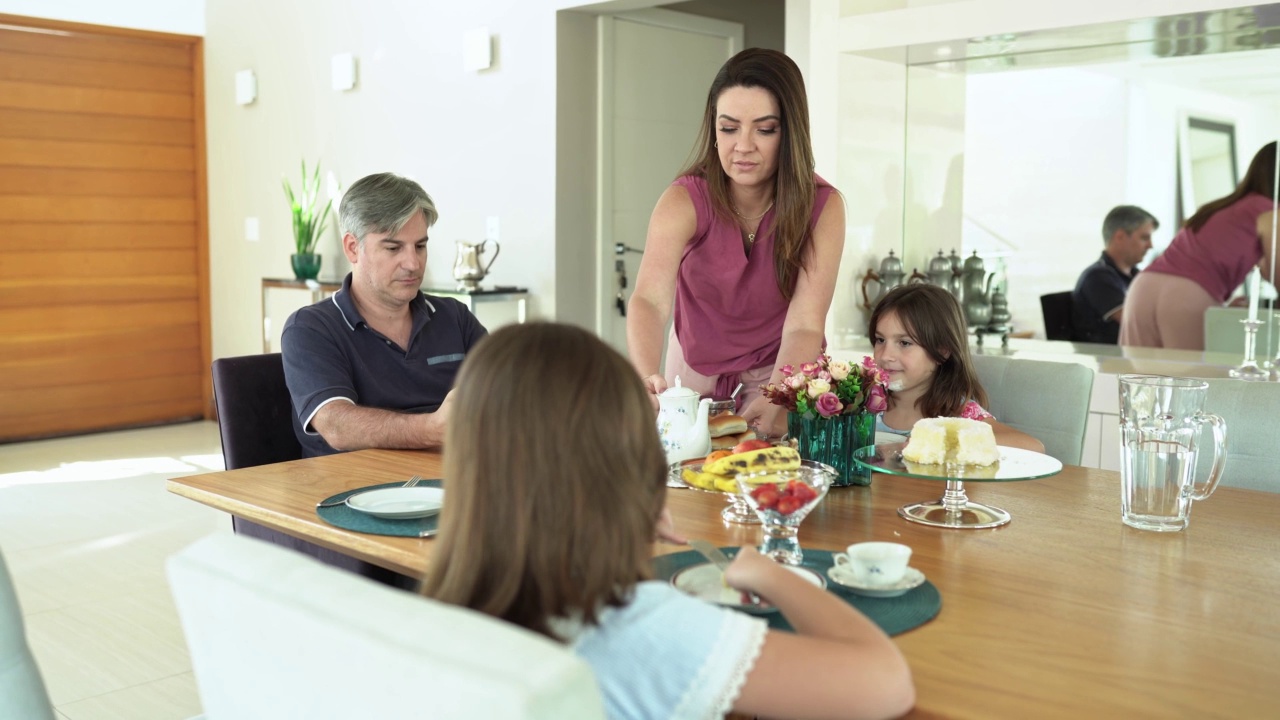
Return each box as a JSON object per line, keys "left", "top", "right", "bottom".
{"left": 869, "top": 284, "right": 1044, "bottom": 451}
{"left": 422, "top": 322, "right": 914, "bottom": 720}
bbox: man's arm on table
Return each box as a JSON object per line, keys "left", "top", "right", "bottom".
{"left": 309, "top": 394, "right": 451, "bottom": 452}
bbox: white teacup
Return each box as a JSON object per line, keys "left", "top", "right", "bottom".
{"left": 832, "top": 542, "right": 912, "bottom": 587}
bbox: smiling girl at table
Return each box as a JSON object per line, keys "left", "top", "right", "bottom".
{"left": 869, "top": 284, "right": 1043, "bottom": 451}
{"left": 421, "top": 323, "right": 914, "bottom": 720}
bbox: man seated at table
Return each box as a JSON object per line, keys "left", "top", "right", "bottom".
{"left": 1071, "top": 204, "right": 1157, "bottom": 343}
{"left": 282, "top": 172, "right": 487, "bottom": 457}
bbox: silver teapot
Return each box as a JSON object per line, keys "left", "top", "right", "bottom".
{"left": 452, "top": 239, "right": 500, "bottom": 291}
{"left": 860, "top": 250, "right": 905, "bottom": 309}
{"left": 961, "top": 251, "right": 996, "bottom": 327}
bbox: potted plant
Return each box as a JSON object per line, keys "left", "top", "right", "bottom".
{"left": 282, "top": 159, "right": 334, "bottom": 280}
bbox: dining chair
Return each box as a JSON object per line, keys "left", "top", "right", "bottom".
{"left": 1040, "top": 291, "right": 1076, "bottom": 341}
{"left": 0, "top": 547, "right": 56, "bottom": 720}
{"left": 1196, "top": 378, "right": 1280, "bottom": 492}
{"left": 971, "top": 355, "right": 1094, "bottom": 465}
{"left": 168, "top": 534, "right": 606, "bottom": 720}
{"left": 211, "top": 353, "right": 415, "bottom": 589}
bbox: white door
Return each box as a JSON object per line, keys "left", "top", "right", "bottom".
{"left": 598, "top": 9, "right": 743, "bottom": 352}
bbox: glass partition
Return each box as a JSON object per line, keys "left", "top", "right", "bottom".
{"left": 876, "top": 3, "right": 1280, "bottom": 355}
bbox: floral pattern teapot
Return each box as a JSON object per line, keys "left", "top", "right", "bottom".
{"left": 656, "top": 376, "right": 712, "bottom": 465}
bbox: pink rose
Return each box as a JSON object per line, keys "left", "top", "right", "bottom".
{"left": 815, "top": 391, "right": 843, "bottom": 418}
{"left": 817, "top": 370, "right": 832, "bottom": 382}
{"left": 865, "top": 384, "right": 888, "bottom": 414}
{"left": 860, "top": 356, "right": 877, "bottom": 370}
{"left": 800, "top": 362, "right": 821, "bottom": 376}
{"left": 780, "top": 364, "right": 794, "bottom": 376}
{"left": 784, "top": 374, "right": 807, "bottom": 390}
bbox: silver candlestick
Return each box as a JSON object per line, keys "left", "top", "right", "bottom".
{"left": 1230, "top": 318, "right": 1269, "bottom": 381}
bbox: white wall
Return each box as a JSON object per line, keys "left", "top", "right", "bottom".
{"left": 0, "top": 0, "right": 205, "bottom": 35}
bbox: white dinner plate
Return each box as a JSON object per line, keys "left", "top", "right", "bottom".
{"left": 827, "top": 565, "right": 926, "bottom": 598}
{"left": 671, "top": 562, "right": 826, "bottom": 613}
{"left": 345, "top": 487, "right": 444, "bottom": 519}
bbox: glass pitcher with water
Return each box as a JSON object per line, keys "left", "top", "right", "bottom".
{"left": 1118, "top": 375, "right": 1227, "bottom": 531}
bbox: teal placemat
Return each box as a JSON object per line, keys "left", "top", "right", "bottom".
{"left": 653, "top": 548, "right": 940, "bottom": 636}
{"left": 315, "top": 480, "right": 443, "bottom": 537}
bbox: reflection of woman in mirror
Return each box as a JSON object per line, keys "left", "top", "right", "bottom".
{"left": 626, "top": 48, "right": 846, "bottom": 439}
{"left": 1121, "top": 142, "right": 1277, "bottom": 350}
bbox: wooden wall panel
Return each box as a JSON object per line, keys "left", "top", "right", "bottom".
{"left": 0, "top": 167, "right": 195, "bottom": 197}
{"left": 0, "top": 28, "right": 192, "bottom": 67}
{"left": 0, "top": 108, "right": 193, "bottom": 146}
{"left": 0, "top": 17, "right": 207, "bottom": 442}
{"left": 0, "top": 223, "right": 196, "bottom": 251}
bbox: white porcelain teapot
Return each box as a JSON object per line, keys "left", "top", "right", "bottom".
{"left": 656, "top": 376, "right": 712, "bottom": 465}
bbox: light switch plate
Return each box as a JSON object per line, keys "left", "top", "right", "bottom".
{"left": 245, "top": 217, "right": 259, "bottom": 242}
{"left": 331, "top": 53, "right": 357, "bottom": 91}
{"left": 486, "top": 216, "right": 500, "bottom": 241}
{"left": 235, "top": 69, "right": 257, "bottom": 105}
{"left": 463, "top": 27, "right": 492, "bottom": 71}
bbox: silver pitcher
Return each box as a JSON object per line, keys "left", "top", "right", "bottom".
{"left": 452, "top": 239, "right": 500, "bottom": 291}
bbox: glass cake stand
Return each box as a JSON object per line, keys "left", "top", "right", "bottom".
{"left": 852, "top": 442, "right": 1064, "bottom": 529}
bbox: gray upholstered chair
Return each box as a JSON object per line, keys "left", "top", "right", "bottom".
{"left": 1197, "top": 378, "right": 1280, "bottom": 492}
{"left": 972, "top": 355, "right": 1095, "bottom": 465}
{"left": 0, "top": 547, "right": 56, "bottom": 720}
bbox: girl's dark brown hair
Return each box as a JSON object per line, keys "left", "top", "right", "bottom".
{"left": 420, "top": 323, "right": 668, "bottom": 640}
{"left": 680, "top": 47, "right": 816, "bottom": 299}
{"left": 1186, "top": 141, "right": 1277, "bottom": 232}
{"left": 868, "top": 284, "right": 988, "bottom": 418}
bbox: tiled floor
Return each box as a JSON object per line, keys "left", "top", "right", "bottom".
{"left": 1, "top": 421, "right": 229, "bottom": 720}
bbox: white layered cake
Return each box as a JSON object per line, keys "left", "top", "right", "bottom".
{"left": 902, "top": 417, "right": 999, "bottom": 466}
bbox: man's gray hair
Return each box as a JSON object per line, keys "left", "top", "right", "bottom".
{"left": 340, "top": 172, "right": 439, "bottom": 243}
{"left": 1102, "top": 205, "right": 1158, "bottom": 243}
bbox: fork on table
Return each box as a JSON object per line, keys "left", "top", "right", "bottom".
{"left": 316, "top": 475, "right": 423, "bottom": 508}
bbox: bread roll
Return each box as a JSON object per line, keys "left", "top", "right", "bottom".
{"left": 708, "top": 414, "right": 748, "bottom": 438}
{"left": 711, "top": 428, "right": 756, "bottom": 450}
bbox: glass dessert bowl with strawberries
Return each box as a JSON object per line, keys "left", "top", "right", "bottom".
{"left": 735, "top": 462, "right": 836, "bottom": 565}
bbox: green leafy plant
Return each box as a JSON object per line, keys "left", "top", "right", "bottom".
{"left": 282, "top": 159, "right": 334, "bottom": 255}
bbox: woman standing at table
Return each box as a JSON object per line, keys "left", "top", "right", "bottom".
{"left": 1121, "top": 141, "right": 1278, "bottom": 350}
{"left": 627, "top": 48, "right": 845, "bottom": 438}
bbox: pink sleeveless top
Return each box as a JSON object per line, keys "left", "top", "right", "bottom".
{"left": 671, "top": 174, "right": 836, "bottom": 396}
{"left": 1145, "top": 193, "right": 1276, "bottom": 302}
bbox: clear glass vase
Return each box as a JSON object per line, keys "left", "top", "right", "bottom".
{"left": 787, "top": 411, "right": 875, "bottom": 487}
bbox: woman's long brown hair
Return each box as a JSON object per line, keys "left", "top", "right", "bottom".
{"left": 1186, "top": 141, "right": 1277, "bottom": 232}
{"left": 420, "top": 323, "right": 669, "bottom": 640}
{"left": 680, "top": 48, "right": 816, "bottom": 299}
{"left": 869, "top": 284, "right": 988, "bottom": 419}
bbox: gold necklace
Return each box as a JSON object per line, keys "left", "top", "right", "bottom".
{"left": 735, "top": 201, "right": 773, "bottom": 245}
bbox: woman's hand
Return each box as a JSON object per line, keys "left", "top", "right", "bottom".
{"left": 740, "top": 396, "right": 786, "bottom": 439}
{"left": 641, "top": 374, "right": 667, "bottom": 411}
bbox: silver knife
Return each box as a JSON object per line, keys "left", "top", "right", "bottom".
{"left": 688, "top": 539, "right": 733, "bottom": 571}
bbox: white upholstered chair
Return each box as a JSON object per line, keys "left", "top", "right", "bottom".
{"left": 0, "top": 547, "right": 56, "bottom": 720}
{"left": 972, "top": 354, "right": 1095, "bottom": 465}
{"left": 167, "top": 534, "right": 605, "bottom": 720}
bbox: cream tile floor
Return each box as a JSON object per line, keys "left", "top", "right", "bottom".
{"left": 0, "top": 421, "right": 228, "bottom": 720}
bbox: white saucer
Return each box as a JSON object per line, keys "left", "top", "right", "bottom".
{"left": 345, "top": 487, "right": 444, "bottom": 519}
{"left": 671, "top": 562, "right": 826, "bottom": 613}
{"left": 826, "top": 566, "right": 926, "bottom": 598}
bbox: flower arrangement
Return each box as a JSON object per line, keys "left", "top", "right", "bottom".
{"left": 282, "top": 159, "right": 334, "bottom": 256}
{"left": 763, "top": 354, "right": 890, "bottom": 419}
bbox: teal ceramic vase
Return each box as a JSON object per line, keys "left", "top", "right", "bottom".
{"left": 291, "top": 253, "right": 322, "bottom": 280}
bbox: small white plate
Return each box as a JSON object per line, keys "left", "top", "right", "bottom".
{"left": 671, "top": 562, "right": 826, "bottom": 612}
{"left": 827, "top": 565, "right": 926, "bottom": 598}
{"left": 345, "top": 487, "right": 444, "bottom": 519}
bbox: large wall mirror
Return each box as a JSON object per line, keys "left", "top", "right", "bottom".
{"left": 844, "top": 3, "right": 1280, "bottom": 350}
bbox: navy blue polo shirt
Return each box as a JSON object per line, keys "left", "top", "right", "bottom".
{"left": 280, "top": 273, "right": 487, "bottom": 457}
{"left": 1071, "top": 252, "right": 1138, "bottom": 344}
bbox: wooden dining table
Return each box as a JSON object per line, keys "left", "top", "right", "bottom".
{"left": 168, "top": 450, "right": 1279, "bottom": 718}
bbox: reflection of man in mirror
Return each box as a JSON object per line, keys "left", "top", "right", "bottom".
{"left": 1071, "top": 205, "right": 1157, "bottom": 343}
